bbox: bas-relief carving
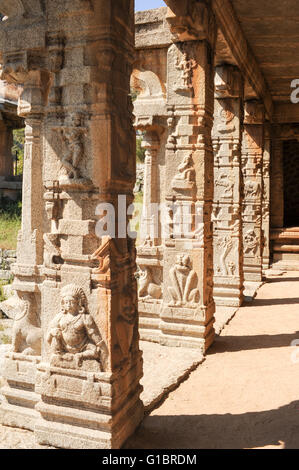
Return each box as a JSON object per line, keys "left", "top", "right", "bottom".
{"left": 138, "top": 266, "right": 162, "bottom": 301}
{"left": 171, "top": 153, "right": 195, "bottom": 191}
{"left": 168, "top": 255, "right": 199, "bottom": 308}
{"left": 244, "top": 180, "right": 261, "bottom": 199}
{"left": 215, "top": 235, "right": 233, "bottom": 276}
{"left": 12, "top": 293, "right": 42, "bottom": 356}
{"left": 175, "top": 51, "right": 196, "bottom": 92}
{"left": 53, "top": 113, "right": 90, "bottom": 188}
{"left": 215, "top": 172, "right": 234, "bottom": 198}
{"left": 47, "top": 284, "right": 108, "bottom": 371}
{"left": 244, "top": 229, "right": 259, "bottom": 256}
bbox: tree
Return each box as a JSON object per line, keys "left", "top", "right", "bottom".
{"left": 12, "top": 128, "right": 25, "bottom": 176}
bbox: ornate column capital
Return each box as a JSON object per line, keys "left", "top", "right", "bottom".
{"left": 244, "top": 100, "right": 265, "bottom": 125}
{"left": 215, "top": 65, "right": 243, "bottom": 99}
{"left": 165, "top": 0, "right": 216, "bottom": 46}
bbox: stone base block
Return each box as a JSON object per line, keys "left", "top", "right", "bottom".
{"left": 34, "top": 360, "right": 144, "bottom": 449}
{"left": 35, "top": 398, "right": 144, "bottom": 449}
{"left": 0, "top": 353, "right": 40, "bottom": 431}
{"left": 213, "top": 276, "right": 243, "bottom": 307}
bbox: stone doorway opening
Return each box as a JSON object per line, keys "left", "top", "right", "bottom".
{"left": 283, "top": 140, "right": 299, "bottom": 228}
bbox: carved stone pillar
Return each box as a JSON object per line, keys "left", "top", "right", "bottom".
{"left": 242, "top": 101, "right": 265, "bottom": 290}
{"left": 160, "top": 1, "right": 216, "bottom": 351}
{"left": 262, "top": 123, "right": 271, "bottom": 270}
{"left": 0, "top": 69, "right": 47, "bottom": 431}
{"left": 136, "top": 129, "right": 164, "bottom": 343}
{"left": 212, "top": 65, "right": 244, "bottom": 307}
{"left": 0, "top": 0, "right": 142, "bottom": 449}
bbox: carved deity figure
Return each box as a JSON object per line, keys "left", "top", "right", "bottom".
{"left": 175, "top": 52, "right": 196, "bottom": 91}
{"left": 172, "top": 153, "right": 195, "bottom": 190}
{"left": 57, "top": 113, "right": 87, "bottom": 181}
{"left": 168, "top": 255, "right": 199, "bottom": 308}
{"left": 47, "top": 284, "right": 106, "bottom": 368}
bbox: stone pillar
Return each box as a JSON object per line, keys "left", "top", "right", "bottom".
{"left": 137, "top": 129, "right": 164, "bottom": 343}
{"left": 262, "top": 123, "right": 271, "bottom": 271}
{"left": 160, "top": 1, "right": 216, "bottom": 351}
{"left": 212, "top": 65, "right": 244, "bottom": 307}
{"left": 241, "top": 101, "right": 265, "bottom": 293}
{"left": 0, "top": 118, "right": 13, "bottom": 179}
{"left": 0, "top": 0, "right": 142, "bottom": 449}
{"left": 0, "top": 70, "right": 47, "bottom": 431}
{"left": 140, "top": 130, "right": 160, "bottom": 243}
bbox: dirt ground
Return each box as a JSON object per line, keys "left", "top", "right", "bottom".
{"left": 127, "top": 272, "right": 299, "bottom": 449}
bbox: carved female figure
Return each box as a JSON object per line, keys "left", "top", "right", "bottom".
{"left": 47, "top": 284, "right": 106, "bottom": 368}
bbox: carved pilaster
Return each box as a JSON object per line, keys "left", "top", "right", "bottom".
{"left": 262, "top": 123, "right": 271, "bottom": 270}
{"left": 212, "top": 65, "right": 244, "bottom": 307}
{"left": 161, "top": 11, "right": 216, "bottom": 351}
{"left": 242, "top": 101, "right": 265, "bottom": 286}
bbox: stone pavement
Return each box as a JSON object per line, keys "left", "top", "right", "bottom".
{"left": 127, "top": 272, "right": 299, "bottom": 449}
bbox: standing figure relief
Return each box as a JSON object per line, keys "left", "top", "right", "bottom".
{"left": 168, "top": 255, "right": 199, "bottom": 308}
{"left": 175, "top": 51, "right": 196, "bottom": 91}
{"left": 54, "top": 113, "right": 88, "bottom": 183}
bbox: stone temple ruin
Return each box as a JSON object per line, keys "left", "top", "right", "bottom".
{"left": 0, "top": 0, "right": 298, "bottom": 449}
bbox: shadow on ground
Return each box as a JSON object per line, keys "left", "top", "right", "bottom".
{"left": 125, "top": 401, "right": 299, "bottom": 449}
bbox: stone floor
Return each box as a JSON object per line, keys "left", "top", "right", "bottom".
{"left": 127, "top": 271, "right": 299, "bottom": 449}
{"left": 1, "top": 272, "right": 299, "bottom": 448}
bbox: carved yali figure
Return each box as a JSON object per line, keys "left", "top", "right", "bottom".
{"left": 138, "top": 266, "right": 162, "bottom": 300}
{"left": 47, "top": 284, "right": 107, "bottom": 369}
{"left": 244, "top": 180, "right": 261, "bottom": 199}
{"left": 168, "top": 255, "right": 199, "bottom": 308}
{"left": 12, "top": 293, "right": 42, "bottom": 356}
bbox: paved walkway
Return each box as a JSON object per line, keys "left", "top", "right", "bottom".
{"left": 127, "top": 272, "right": 299, "bottom": 449}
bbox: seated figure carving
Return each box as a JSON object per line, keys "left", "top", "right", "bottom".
{"left": 171, "top": 153, "right": 195, "bottom": 190}
{"left": 168, "top": 255, "right": 199, "bottom": 308}
{"left": 47, "top": 284, "right": 107, "bottom": 370}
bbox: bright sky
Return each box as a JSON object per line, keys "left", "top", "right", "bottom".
{"left": 135, "top": 0, "right": 166, "bottom": 12}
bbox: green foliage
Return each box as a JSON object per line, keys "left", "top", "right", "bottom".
{"left": 1, "top": 334, "right": 12, "bottom": 345}
{"left": 136, "top": 135, "right": 146, "bottom": 163}
{"left": 0, "top": 195, "right": 22, "bottom": 250}
{"left": 12, "top": 128, "right": 25, "bottom": 176}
